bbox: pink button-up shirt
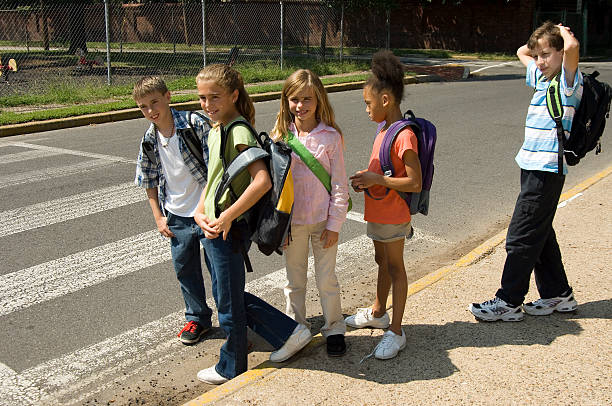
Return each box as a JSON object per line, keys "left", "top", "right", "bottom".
{"left": 289, "top": 122, "right": 349, "bottom": 232}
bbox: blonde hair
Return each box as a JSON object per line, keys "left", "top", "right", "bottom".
{"left": 196, "top": 64, "right": 255, "bottom": 126}
{"left": 271, "top": 69, "right": 342, "bottom": 142}
{"left": 132, "top": 76, "right": 168, "bottom": 100}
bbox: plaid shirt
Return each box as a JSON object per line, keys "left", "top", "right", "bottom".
{"left": 134, "top": 108, "right": 210, "bottom": 215}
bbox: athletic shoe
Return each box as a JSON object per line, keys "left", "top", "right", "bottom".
{"left": 468, "top": 297, "right": 524, "bottom": 322}
{"left": 345, "top": 308, "right": 390, "bottom": 329}
{"left": 523, "top": 290, "right": 578, "bottom": 316}
{"left": 269, "top": 324, "right": 312, "bottom": 363}
{"left": 177, "top": 321, "right": 209, "bottom": 345}
{"left": 196, "top": 366, "right": 228, "bottom": 385}
{"left": 374, "top": 329, "right": 406, "bottom": 360}
{"left": 326, "top": 334, "right": 347, "bottom": 357}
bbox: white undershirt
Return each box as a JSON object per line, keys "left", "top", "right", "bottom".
{"left": 158, "top": 130, "right": 203, "bottom": 217}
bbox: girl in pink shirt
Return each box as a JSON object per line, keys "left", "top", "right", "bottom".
{"left": 346, "top": 51, "right": 422, "bottom": 360}
{"left": 272, "top": 69, "right": 349, "bottom": 357}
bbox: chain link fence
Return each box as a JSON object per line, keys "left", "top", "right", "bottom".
{"left": 0, "top": 0, "right": 393, "bottom": 98}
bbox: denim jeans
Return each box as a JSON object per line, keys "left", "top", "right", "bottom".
{"left": 202, "top": 233, "right": 298, "bottom": 379}
{"left": 496, "top": 169, "right": 571, "bottom": 306}
{"left": 166, "top": 212, "right": 213, "bottom": 328}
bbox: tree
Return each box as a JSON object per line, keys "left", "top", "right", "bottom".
{"left": 67, "top": 1, "right": 88, "bottom": 54}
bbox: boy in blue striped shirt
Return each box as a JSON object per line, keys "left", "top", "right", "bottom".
{"left": 469, "top": 22, "right": 582, "bottom": 321}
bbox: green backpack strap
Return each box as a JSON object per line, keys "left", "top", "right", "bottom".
{"left": 544, "top": 73, "right": 565, "bottom": 175}
{"left": 286, "top": 131, "right": 352, "bottom": 212}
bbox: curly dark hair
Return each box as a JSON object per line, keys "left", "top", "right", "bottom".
{"left": 365, "top": 50, "right": 405, "bottom": 103}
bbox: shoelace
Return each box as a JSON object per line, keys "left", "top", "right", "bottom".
{"left": 177, "top": 321, "right": 198, "bottom": 338}
{"left": 359, "top": 332, "right": 395, "bottom": 364}
{"left": 482, "top": 297, "right": 501, "bottom": 307}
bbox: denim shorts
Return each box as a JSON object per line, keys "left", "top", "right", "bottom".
{"left": 366, "top": 221, "right": 413, "bottom": 242}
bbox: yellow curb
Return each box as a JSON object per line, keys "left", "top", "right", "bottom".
{"left": 184, "top": 336, "right": 325, "bottom": 405}
{"left": 182, "top": 164, "right": 612, "bottom": 405}
{"left": 0, "top": 73, "right": 443, "bottom": 138}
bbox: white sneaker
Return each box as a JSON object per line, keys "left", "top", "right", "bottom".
{"left": 374, "top": 329, "right": 406, "bottom": 360}
{"left": 269, "top": 324, "right": 312, "bottom": 363}
{"left": 523, "top": 290, "right": 578, "bottom": 315}
{"left": 196, "top": 366, "right": 229, "bottom": 385}
{"left": 468, "top": 297, "right": 524, "bottom": 322}
{"left": 345, "top": 308, "right": 390, "bottom": 329}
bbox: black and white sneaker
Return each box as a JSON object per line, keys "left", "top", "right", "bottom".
{"left": 468, "top": 297, "right": 524, "bottom": 322}
{"left": 177, "top": 321, "right": 209, "bottom": 345}
{"left": 523, "top": 290, "right": 578, "bottom": 316}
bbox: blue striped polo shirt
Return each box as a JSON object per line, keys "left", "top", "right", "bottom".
{"left": 515, "top": 60, "right": 583, "bottom": 174}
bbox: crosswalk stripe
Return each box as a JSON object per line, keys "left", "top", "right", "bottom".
{"left": 0, "top": 230, "right": 171, "bottom": 317}
{"left": 0, "top": 150, "right": 63, "bottom": 164}
{"left": 0, "top": 363, "right": 43, "bottom": 406}
{"left": 0, "top": 159, "right": 121, "bottom": 189}
{"left": 0, "top": 182, "right": 145, "bottom": 236}
{"left": 7, "top": 142, "right": 135, "bottom": 164}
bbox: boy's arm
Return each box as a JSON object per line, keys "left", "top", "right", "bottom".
{"left": 558, "top": 24, "right": 580, "bottom": 87}
{"left": 146, "top": 187, "right": 175, "bottom": 238}
{"left": 516, "top": 44, "right": 534, "bottom": 68}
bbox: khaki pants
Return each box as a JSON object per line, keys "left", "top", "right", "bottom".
{"left": 284, "top": 221, "right": 346, "bottom": 337}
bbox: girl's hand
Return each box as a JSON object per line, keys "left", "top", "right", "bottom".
{"left": 349, "top": 170, "right": 381, "bottom": 190}
{"left": 194, "top": 212, "right": 220, "bottom": 239}
{"left": 156, "top": 216, "right": 175, "bottom": 238}
{"left": 209, "top": 210, "right": 233, "bottom": 240}
{"left": 320, "top": 229, "right": 339, "bottom": 249}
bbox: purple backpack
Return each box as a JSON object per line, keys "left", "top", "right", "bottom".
{"left": 368, "top": 110, "right": 436, "bottom": 215}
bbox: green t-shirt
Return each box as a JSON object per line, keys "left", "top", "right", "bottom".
{"left": 204, "top": 117, "right": 257, "bottom": 221}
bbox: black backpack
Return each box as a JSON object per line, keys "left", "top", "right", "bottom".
{"left": 546, "top": 71, "right": 612, "bottom": 172}
{"left": 215, "top": 120, "right": 294, "bottom": 272}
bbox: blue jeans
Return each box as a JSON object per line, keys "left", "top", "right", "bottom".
{"left": 202, "top": 232, "right": 298, "bottom": 379}
{"left": 167, "top": 213, "right": 213, "bottom": 328}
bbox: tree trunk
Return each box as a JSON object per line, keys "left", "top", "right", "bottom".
{"left": 320, "top": 8, "right": 328, "bottom": 61}
{"left": 40, "top": 0, "right": 49, "bottom": 51}
{"left": 68, "top": 2, "right": 87, "bottom": 54}
{"left": 182, "top": 0, "right": 191, "bottom": 47}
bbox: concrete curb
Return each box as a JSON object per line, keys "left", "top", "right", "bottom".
{"left": 182, "top": 163, "right": 612, "bottom": 405}
{"left": 0, "top": 74, "right": 440, "bottom": 138}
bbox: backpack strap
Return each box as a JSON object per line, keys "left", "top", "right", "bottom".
{"left": 286, "top": 131, "right": 352, "bottom": 212}
{"left": 545, "top": 73, "right": 565, "bottom": 175}
{"left": 216, "top": 120, "right": 266, "bottom": 273}
{"left": 142, "top": 139, "right": 157, "bottom": 167}
{"left": 179, "top": 111, "right": 210, "bottom": 170}
{"left": 365, "top": 119, "right": 415, "bottom": 201}
{"left": 217, "top": 120, "right": 257, "bottom": 215}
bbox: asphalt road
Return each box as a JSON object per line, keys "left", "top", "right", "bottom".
{"left": 1, "top": 60, "right": 611, "bottom": 405}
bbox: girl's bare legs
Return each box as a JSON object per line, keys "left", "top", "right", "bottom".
{"left": 372, "top": 239, "right": 407, "bottom": 335}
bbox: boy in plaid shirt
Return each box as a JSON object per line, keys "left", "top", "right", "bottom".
{"left": 134, "top": 76, "right": 213, "bottom": 344}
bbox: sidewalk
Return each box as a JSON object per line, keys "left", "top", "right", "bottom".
{"left": 185, "top": 169, "right": 612, "bottom": 406}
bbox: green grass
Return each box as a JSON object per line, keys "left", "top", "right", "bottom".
{"left": 0, "top": 72, "right": 374, "bottom": 126}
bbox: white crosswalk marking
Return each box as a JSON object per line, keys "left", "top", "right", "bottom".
{"left": 0, "top": 363, "right": 43, "bottom": 406}
{"left": 0, "top": 159, "right": 120, "bottom": 189}
{"left": 0, "top": 182, "right": 145, "bottom": 236}
{"left": 0, "top": 149, "right": 63, "bottom": 164}
{"left": 7, "top": 142, "right": 135, "bottom": 164}
{"left": 0, "top": 230, "right": 171, "bottom": 317}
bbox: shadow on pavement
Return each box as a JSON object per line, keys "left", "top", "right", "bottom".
{"left": 286, "top": 308, "right": 598, "bottom": 385}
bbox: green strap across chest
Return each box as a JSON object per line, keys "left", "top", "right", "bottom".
{"left": 286, "top": 131, "right": 352, "bottom": 212}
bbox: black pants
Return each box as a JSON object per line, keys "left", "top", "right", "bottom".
{"left": 495, "top": 169, "right": 571, "bottom": 307}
